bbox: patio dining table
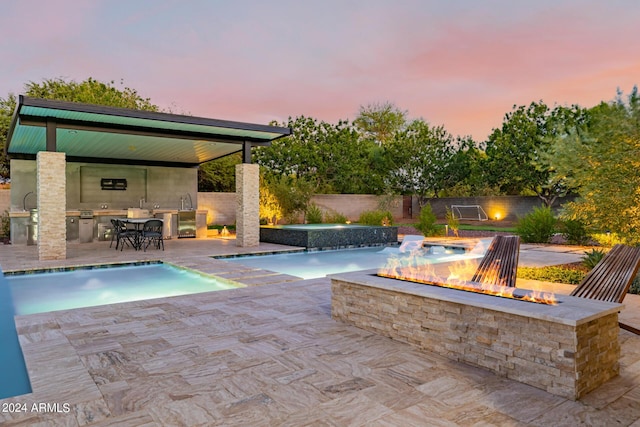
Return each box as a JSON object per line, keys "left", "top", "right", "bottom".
{"left": 121, "top": 218, "right": 163, "bottom": 250}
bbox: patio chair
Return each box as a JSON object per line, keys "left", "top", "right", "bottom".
{"left": 113, "top": 219, "right": 137, "bottom": 251}
{"left": 471, "top": 235, "right": 520, "bottom": 287}
{"left": 109, "top": 218, "right": 118, "bottom": 248}
{"left": 569, "top": 244, "right": 640, "bottom": 334}
{"left": 140, "top": 219, "right": 164, "bottom": 251}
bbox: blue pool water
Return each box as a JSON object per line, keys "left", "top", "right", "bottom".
{"left": 224, "top": 245, "right": 478, "bottom": 280}
{"left": 0, "top": 273, "right": 29, "bottom": 399}
{"left": 6, "top": 263, "right": 242, "bottom": 315}
{"left": 0, "top": 263, "right": 242, "bottom": 399}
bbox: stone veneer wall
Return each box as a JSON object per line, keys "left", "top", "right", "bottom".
{"left": 235, "top": 163, "right": 259, "bottom": 247}
{"left": 331, "top": 280, "right": 620, "bottom": 400}
{"left": 37, "top": 152, "right": 66, "bottom": 260}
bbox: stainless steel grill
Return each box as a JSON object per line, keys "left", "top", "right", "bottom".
{"left": 79, "top": 210, "right": 94, "bottom": 243}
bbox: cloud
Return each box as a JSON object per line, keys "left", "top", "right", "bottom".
{"left": 1, "top": 0, "right": 639, "bottom": 141}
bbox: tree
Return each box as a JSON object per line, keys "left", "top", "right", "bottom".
{"left": 198, "top": 153, "right": 241, "bottom": 192}
{"left": 483, "top": 101, "right": 584, "bottom": 206}
{"left": 254, "top": 116, "right": 381, "bottom": 194}
{"left": 0, "top": 94, "right": 16, "bottom": 178}
{"left": 354, "top": 101, "right": 407, "bottom": 146}
{"left": 552, "top": 87, "right": 640, "bottom": 243}
{"left": 383, "top": 119, "right": 475, "bottom": 205}
{"left": 265, "top": 174, "right": 314, "bottom": 224}
{"left": 21, "top": 77, "right": 159, "bottom": 111}
{"left": 0, "top": 77, "right": 160, "bottom": 178}
{"left": 259, "top": 172, "right": 283, "bottom": 225}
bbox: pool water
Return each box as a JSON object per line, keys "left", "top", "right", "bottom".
{"left": 0, "top": 274, "right": 29, "bottom": 399}
{"left": 0, "top": 262, "right": 241, "bottom": 399}
{"left": 6, "top": 263, "right": 242, "bottom": 315}
{"left": 224, "top": 245, "right": 475, "bottom": 280}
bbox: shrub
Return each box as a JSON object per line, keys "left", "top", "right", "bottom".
{"left": 305, "top": 203, "right": 323, "bottom": 224}
{"left": 591, "top": 232, "right": 624, "bottom": 247}
{"left": 324, "top": 210, "right": 348, "bottom": 224}
{"left": 358, "top": 210, "right": 394, "bottom": 226}
{"left": 445, "top": 207, "right": 460, "bottom": 237}
{"left": 515, "top": 206, "right": 557, "bottom": 243}
{"left": 629, "top": 275, "right": 640, "bottom": 295}
{"left": 517, "top": 266, "right": 586, "bottom": 284}
{"left": 581, "top": 248, "right": 607, "bottom": 269}
{"left": 559, "top": 219, "right": 590, "bottom": 245}
{"left": 0, "top": 210, "right": 9, "bottom": 238}
{"left": 414, "top": 203, "right": 438, "bottom": 236}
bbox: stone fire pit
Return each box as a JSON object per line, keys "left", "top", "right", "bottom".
{"left": 331, "top": 270, "right": 622, "bottom": 400}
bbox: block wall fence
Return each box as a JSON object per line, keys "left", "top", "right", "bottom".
{"left": 197, "top": 193, "right": 574, "bottom": 225}
{"left": 0, "top": 189, "right": 574, "bottom": 226}
{"left": 415, "top": 195, "right": 575, "bottom": 222}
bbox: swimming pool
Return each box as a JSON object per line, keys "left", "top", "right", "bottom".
{"left": 223, "top": 245, "right": 479, "bottom": 280}
{"left": 5, "top": 262, "right": 242, "bottom": 315}
{"left": 0, "top": 262, "right": 242, "bottom": 399}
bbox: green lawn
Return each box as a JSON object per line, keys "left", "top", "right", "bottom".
{"left": 411, "top": 223, "right": 517, "bottom": 233}
{"left": 456, "top": 224, "right": 517, "bottom": 232}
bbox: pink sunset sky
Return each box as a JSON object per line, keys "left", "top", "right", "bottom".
{"left": 1, "top": 0, "right": 638, "bottom": 141}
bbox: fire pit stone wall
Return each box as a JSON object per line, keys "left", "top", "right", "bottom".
{"left": 331, "top": 271, "right": 622, "bottom": 400}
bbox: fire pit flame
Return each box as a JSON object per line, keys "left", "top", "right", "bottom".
{"left": 377, "top": 250, "right": 558, "bottom": 305}
{"left": 377, "top": 272, "right": 557, "bottom": 304}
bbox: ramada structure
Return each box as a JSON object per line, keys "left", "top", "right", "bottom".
{"left": 5, "top": 96, "right": 291, "bottom": 259}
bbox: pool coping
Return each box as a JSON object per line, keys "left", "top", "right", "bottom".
{"left": 2, "top": 260, "right": 164, "bottom": 276}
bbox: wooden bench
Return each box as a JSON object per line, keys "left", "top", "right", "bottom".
{"left": 569, "top": 244, "right": 640, "bottom": 334}
{"left": 471, "top": 235, "right": 521, "bottom": 287}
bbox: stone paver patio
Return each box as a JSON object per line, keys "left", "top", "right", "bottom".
{"left": 1, "top": 237, "right": 640, "bottom": 426}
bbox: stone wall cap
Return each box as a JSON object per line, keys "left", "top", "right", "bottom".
{"left": 330, "top": 270, "right": 622, "bottom": 327}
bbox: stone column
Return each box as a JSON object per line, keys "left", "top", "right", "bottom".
{"left": 235, "top": 163, "right": 259, "bottom": 247}
{"left": 37, "top": 152, "right": 66, "bottom": 260}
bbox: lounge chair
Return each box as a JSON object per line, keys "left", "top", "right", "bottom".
{"left": 570, "top": 244, "right": 640, "bottom": 304}
{"left": 471, "top": 235, "right": 521, "bottom": 287}
{"left": 569, "top": 244, "right": 640, "bottom": 334}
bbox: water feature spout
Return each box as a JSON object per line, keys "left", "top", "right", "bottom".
{"left": 23, "top": 192, "right": 34, "bottom": 211}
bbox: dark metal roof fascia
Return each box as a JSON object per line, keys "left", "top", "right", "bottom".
{"left": 19, "top": 96, "right": 292, "bottom": 137}
{"left": 17, "top": 114, "right": 273, "bottom": 145}
{"left": 7, "top": 152, "right": 203, "bottom": 167}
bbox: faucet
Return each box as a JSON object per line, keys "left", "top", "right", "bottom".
{"left": 180, "top": 196, "right": 185, "bottom": 211}
{"left": 139, "top": 197, "right": 145, "bottom": 209}
{"left": 23, "top": 192, "right": 34, "bottom": 211}
{"left": 186, "top": 193, "right": 193, "bottom": 210}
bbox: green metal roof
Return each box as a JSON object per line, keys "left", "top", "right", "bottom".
{"left": 6, "top": 96, "right": 291, "bottom": 166}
